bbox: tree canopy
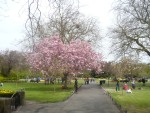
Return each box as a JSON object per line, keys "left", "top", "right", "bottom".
{"left": 27, "top": 36, "right": 103, "bottom": 77}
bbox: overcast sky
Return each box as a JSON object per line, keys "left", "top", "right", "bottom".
{"left": 0, "top": 0, "right": 116, "bottom": 61}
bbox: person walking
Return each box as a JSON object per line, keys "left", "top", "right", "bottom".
{"left": 142, "top": 77, "right": 146, "bottom": 86}
{"left": 131, "top": 78, "right": 136, "bottom": 89}
{"left": 116, "top": 80, "right": 120, "bottom": 92}
{"left": 74, "top": 78, "right": 78, "bottom": 93}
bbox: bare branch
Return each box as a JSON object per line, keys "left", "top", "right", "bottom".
{"left": 111, "top": 0, "right": 150, "bottom": 58}
{"left": 23, "top": 0, "right": 101, "bottom": 51}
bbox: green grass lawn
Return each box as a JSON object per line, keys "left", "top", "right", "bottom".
{"left": 102, "top": 80, "right": 150, "bottom": 113}
{"left": 0, "top": 79, "right": 84, "bottom": 103}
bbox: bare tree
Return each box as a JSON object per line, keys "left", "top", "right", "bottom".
{"left": 0, "top": 50, "right": 27, "bottom": 77}
{"left": 102, "top": 62, "right": 115, "bottom": 76}
{"left": 110, "top": 0, "right": 150, "bottom": 58}
{"left": 46, "top": 0, "right": 100, "bottom": 44}
{"left": 24, "top": 0, "right": 101, "bottom": 50}
{"left": 112, "top": 56, "right": 141, "bottom": 78}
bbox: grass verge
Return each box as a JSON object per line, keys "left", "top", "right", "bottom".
{"left": 0, "top": 79, "right": 84, "bottom": 103}
{"left": 102, "top": 81, "right": 150, "bottom": 113}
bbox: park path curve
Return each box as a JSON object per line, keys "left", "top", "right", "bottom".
{"left": 13, "top": 83, "right": 120, "bottom": 113}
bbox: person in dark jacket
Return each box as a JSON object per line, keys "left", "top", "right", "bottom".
{"left": 74, "top": 78, "right": 78, "bottom": 93}
{"left": 116, "top": 80, "right": 120, "bottom": 91}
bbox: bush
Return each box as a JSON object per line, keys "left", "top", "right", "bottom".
{"left": 0, "top": 75, "right": 4, "bottom": 82}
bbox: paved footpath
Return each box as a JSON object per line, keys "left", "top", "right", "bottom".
{"left": 13, "top": 83, "right": 120, "bottom": 113}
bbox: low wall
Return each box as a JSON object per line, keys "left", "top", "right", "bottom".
{"left": 0, "top": 91, "right": 25, "bottom": 113}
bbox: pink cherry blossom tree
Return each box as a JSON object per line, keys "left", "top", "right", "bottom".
{"left": 27, "top": 36, "right": 103, "bottom": 88}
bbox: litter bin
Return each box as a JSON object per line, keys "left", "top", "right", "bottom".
{"left": 14, "top": 91, "right": 25, "bottom": 109}
{"left": 18, "top": 91, "right": 25, "bottom": 106}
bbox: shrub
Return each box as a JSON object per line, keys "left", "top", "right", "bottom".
{"left": 0, "top": 75, "right": 4, "bottom": 82}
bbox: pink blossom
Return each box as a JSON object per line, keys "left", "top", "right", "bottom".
{"left": 27, "top": 36, "right": 103, "bottom": 75}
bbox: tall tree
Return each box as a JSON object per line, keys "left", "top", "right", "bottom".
{"left": 111, "top": 0, "right": 150, "bottom": 58}
{"left": 0, "top": 50, "right": 25, "bottom": 77}
{"left": 27, "top": 36, "right": 103, "bottom": 88}
{"left": 102, "top": 62, "right": 114, "bottom": 76}
{"left": 24, "top": 0, "right": 101, "bottom": 50}
{"left": 112, "top": 57, "right": 141, "bottom": 78}
{"left": 138, "top": 63, "right": 150, "bottom": 78}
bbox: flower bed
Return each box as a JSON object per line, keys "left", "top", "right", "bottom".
{"left": 0, "top": 89, "right": 15, "bottom": 97}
